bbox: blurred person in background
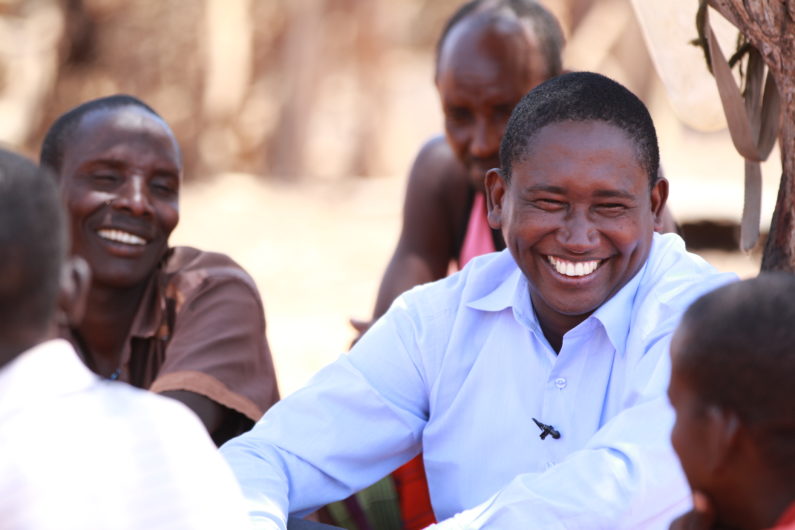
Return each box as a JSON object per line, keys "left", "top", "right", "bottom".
{"left": 40, "top": 95, "right": 279, "bottom": 445}
{"left": 668, "top": 274, "right": 795, "bottom": 530}
{"left": 0, "top": 148, "right": 250, "bottom": 529}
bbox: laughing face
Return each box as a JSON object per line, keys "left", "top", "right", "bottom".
{"left": 59, "top": 106, "right": 181, "bottom": 289}
{"left": 486, "top": 120, "right": 666, "bottom": 334}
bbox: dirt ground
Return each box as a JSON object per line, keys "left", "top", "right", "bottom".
{"left": 171, "top": 172, "right": 761, "bottom": 397}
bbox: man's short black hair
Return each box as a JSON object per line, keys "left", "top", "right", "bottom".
{"left": 499, "top": 71, "right": 660, "bottom": 185}
{"left": 436, "top": 0, "right": 565, "bottom": 80}
{"left": 40, "top": 94, "right": 162, "bottom": 174}
{"left": 0, "top": 149, "right": 65, "bottom": 338}
{"left": 677, "top": 273, "right": 795, "bottom": 467}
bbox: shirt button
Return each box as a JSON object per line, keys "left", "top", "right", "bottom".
{"left": 554, "top": 377, "right": 567, "bottom": 390}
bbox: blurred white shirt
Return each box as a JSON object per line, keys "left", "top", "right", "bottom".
{"left": 0, "top": 339, "right": 250, "bottom": 530}
{"left": 221, "top": 234, "right": 735, "bottom": 530}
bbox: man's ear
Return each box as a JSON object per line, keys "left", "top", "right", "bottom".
{"left": 485, "top": 168, "right": 508, "bottom": 230}
{"left": 650, "top": 175, "right": 669, "bottom": 229}
{"left": 57, "top": 256, "right": 91, "bottom": 328}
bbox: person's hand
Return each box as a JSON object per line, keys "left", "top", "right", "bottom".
{"left": 669, "top": 491, "right": 717, "bottom": 530}
{"left": 349, "top": 318, "right": 372, "bottom": 348}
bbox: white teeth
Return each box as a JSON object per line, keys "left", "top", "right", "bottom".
{"left": 547, "top": 256, "right": 600, "bottom": 277}
{"left": 97, "top": 229, "right": 146, "bottom": 246}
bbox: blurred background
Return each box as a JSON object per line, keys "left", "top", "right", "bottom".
{"left": 0, "top": 0, "right": 779, "bottom": 394}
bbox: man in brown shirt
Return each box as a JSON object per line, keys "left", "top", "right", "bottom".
{"left": 41, "top": 94, "right": 279, "bottom": 444}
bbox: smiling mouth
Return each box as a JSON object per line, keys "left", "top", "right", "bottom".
{"left": 547, "top": 255, "right": 603, "bottom": 277}
{"left": 97, "top": 229, "right": 147, "bottom": 246}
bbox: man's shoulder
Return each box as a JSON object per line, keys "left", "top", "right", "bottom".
{"left": 632, "top": 234, "right": 737, "bottom": 332}
{"left": 401, "top": 251, "right": 518, "bottom": 315}
{"left": 0, "top": 340, "right": 209, "bottom": 442}
{"left": 163, "top": 246, "right": 248, "bottom": 276}
{"left": 0, "top": 364, "right": 248, "bottom": 530}
{"left": 411, "top": 135, "right": 469, "bottom": 190}
{"left": 642, "top": 234, "right": 736, "bottom": 298}
{"left": 160, "top": 246, "right": 260, "bottom": 298}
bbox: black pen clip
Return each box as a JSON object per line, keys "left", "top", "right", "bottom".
{"left": 533, "top": 417, "right": 561, "bottom": 440}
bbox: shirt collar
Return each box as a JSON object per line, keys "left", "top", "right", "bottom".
{"left": 465, "top": 246, "right": 650, "bottom": 353}
{"left": 128, "top": 269, "right": 165, "bottom": 340}
{"left": 589, "top": 257, "right": 647, "bottom": 354}
{"left": 129, "top": 247, "right": 179, "bottom": 341}
{"left": 466, "top": 263, "right": 523, "bottom": 313}
{"left": 464, "top": 258, "right": 542, "bottom": 336}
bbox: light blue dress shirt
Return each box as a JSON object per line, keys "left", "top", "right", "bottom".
{"left": 221, "top": 234, "right": 736, "bottom": 529}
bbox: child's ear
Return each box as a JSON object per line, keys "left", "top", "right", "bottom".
{"left": 485, "top": 168, "right": 508, "bottom": 230}
{"left": 705, "top": 405, "right": 741, "bottom": 474}
{"left": 57, "top": 256, "right": 91, "bottom": 328}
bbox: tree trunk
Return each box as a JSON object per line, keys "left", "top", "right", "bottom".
{"left": 708, "top": 0, "right": 795, "bottom": 271}
{"left": 762, "top": 113, "right": 795, "bottom": 271}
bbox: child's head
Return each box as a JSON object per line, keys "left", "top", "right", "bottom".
{"left": 668, "top": 273, "right": 795, "bottom": 528}
{"left": 0, "top": 148, "right": 67, "bottom": 363}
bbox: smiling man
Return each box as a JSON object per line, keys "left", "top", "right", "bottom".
{"left": 221, "top": 73, "right": 734, "bottom": 529}
{"left": 40, "top": 95, "right": 279, "bottom": 445}
{"left": 0, "top": 147, "right": 250, "bottom": 529}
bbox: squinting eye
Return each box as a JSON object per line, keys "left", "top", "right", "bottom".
{"left": 533, "top": 199, "right": 565, "bottom": 211}
{"left": 446, "top": 107, "right": 472, "bottom": 124}
{"left": 91, "top": 173, "right": 120, "bottom": 185}
{"left": 597, "top": 204, "right": 628, "bottom": 215}
{"left": 150, "top": 181, "right": 178, "bottom": 196}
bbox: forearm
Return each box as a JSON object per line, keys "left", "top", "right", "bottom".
{"left": 221, "top": 436, "right": 291, "bottom": 530}
{"left": 220, "top": 341, "right": 427, "bottom": 526}
{"left": 160, "top": 389, "right": 225, "bottom": 435}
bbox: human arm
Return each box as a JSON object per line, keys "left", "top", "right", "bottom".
{"left": 161, "top": 389, "right": 226, "bottom": 435}
{"left": 221, "top": 305, "right": 430, "bottom": 529}
{"left": 150, "top": 258, "right": 280, "bottom": 444}
{"left": 353, "top": 137, "right": 469, "bottom": 340}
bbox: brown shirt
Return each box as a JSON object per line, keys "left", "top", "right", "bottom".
{"left": 63, "top": 246, "right": 279, "bottom": 443}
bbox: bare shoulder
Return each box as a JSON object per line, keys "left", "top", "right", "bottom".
{"left": 409, "top": 135, "right": 470, "bottom": 197}
{"left": 370, "top": 136, "right": 473, "bottom": 317}
{"left": 399, "top": 135, "right": 473, "bottom": 261}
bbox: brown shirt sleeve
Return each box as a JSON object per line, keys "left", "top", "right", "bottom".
{"left": 148, "top": 250, "right": 279, "bottom": 423}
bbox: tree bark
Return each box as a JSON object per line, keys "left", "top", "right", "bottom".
{"left": 708, "top": 0, "right": 795, "bottom": 271}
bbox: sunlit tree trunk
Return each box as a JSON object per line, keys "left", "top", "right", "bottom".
{"left": 266, "top": 0, "right": 325, "bottom": 179}
{"left": 708, "top": 0, "right": 795, "bottom": 271}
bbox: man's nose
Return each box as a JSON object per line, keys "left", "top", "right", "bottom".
{"left": 557, "top": 209, "right": 598, "bottom": 251}
{"left": 113, "top": 175, "right": 154, "bottom": 217}
{"left": 469, "top": 116, "right": 500, "bottom": 159}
